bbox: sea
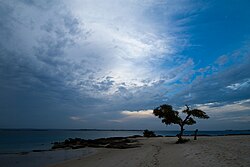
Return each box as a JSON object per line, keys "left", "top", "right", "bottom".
{"left": 0, "top": 129, "right": 250, "bottom": 154}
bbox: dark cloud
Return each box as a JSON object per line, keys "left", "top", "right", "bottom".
{"left": 0, "top": 1, "right": 101, "bottom": 128}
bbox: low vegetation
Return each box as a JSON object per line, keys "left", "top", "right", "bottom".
{"left": 143, "top": 129, "right": 156, "bottom": 137}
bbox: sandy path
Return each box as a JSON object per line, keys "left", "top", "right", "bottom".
{"left": 49, "top": 136, "right": 250, "bottom": 167}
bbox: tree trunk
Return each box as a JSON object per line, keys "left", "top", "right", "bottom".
{"left": 178, "top": 125, "right": 184, "bottom": 140}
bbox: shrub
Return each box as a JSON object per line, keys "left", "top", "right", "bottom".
{"left": 143, "top": 129, "right": 156, "bottom": 137}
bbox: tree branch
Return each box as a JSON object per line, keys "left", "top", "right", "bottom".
{"left": 183, "top": 114, "right": 191, "bottom": 125}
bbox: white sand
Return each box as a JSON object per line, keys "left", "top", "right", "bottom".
{"left": 49, "top": 135, "right": 250, "bottom": 167}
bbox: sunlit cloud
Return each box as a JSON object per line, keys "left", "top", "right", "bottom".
{"left": 121, "top": 110, "right": 154, "bottom": 119}
{"left": 62, "top": 0, "right": 189, "bottom": 97}
{"left": 195, "top": 99, "right": 250, "bottom": 114}
{"left": 70, "top": 116, "right": 86, "bottom": 122}
{"left": 108, "top": 110, "right": 154, "bottom": 123}
{"left": 0, "top": 0, "right": 196, "bottom": 101}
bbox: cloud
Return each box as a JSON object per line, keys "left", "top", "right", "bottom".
{"left": 195, "top": 99, "right": 250, "bottom": 114}
{"left": 2, "top": 0, "right": 193, "bottom": 100}
{"left": 1, "top": 0, "right": 200, "bottom": 128}
{"left": 226, "top": 79, "right": 250, "bottom": 90}
{"left": 108, "top": 109, "right": 154, "bottom": 123}
{"left": 215, "top": 55, "right": 228, "bottom": 66}
{"left": 70, "top": 116, "right": 86, "bottom": 122}
{"left": 3, "top": 0, "right": 248, "bottom": 130}
{"left": 217, "top": 116, "right": 250, "bottom": 123}
{"left": 60, "top": 0, "right": 192, "bottom": 98}
{"left": 5, "top": 0, "right": 196, "bottom": 99}
{"left": 121, "top": 110, "right": 154, "bottom": 119}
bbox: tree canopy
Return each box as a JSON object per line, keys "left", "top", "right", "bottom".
{"left": 153, "top": 104, "right": 209, "bottom": 143}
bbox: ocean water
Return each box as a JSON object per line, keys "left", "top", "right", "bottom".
{"left": 155, "top": 130, "right": 250, "bottom": 136}
{"left": 0, "top": 130, "right": 142, "bottom": 154}
{"left": 0, "top": 129, "right": 249, "bottom": 154}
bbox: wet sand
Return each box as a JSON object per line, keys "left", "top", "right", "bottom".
{"left": 0, "top": 148, "right": 95, "bottom": 167}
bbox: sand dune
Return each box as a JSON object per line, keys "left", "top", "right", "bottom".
{"left": 49, "top": 135, "right": 250, "bottom": 167}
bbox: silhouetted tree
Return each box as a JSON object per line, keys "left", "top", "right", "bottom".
{"left": 153, "top": 104, "right": 209, "bottom": 143}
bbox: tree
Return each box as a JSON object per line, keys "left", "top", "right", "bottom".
{"left": 153, "top": 104, "right": 209, "bottom": 143}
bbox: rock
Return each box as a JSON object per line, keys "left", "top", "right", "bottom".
{"left": 52, "top": 137, "right": 140, "bottom": 150}
{"left": 129, "top": 135, "right": 142, "bottom": 138}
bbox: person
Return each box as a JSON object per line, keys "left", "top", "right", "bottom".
{"left": 194, "top": 129, "right": 198, "bottom": 140}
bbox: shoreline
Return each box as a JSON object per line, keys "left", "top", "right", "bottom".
{"left": 1, "top": 129, "right": 250, "bottom": 155}
{"left": 1, "top": 135, "right": 249, "bottom": 167}
{"left": 2, "top": 133, "right": 250, "bottom": 155}
{"left": 0, "top": 148, "right": 96, "bottom": 167}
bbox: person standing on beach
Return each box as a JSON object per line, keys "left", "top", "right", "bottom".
{"left": 194, "top": 129, "right": 198, "bottom": 140}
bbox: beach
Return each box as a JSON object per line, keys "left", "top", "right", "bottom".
{"left": 1, "top": 135, "right": 249, "bottom": 167}
{"left": 48, "top": 135, "right": 250, "bottom": 167}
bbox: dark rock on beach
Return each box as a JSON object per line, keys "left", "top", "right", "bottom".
{"left": 52, "top": 136, "right": 141, "bottom": 150}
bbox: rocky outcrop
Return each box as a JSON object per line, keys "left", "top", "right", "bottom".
{"left": 52, "top": 136, "right": 141, "bottom": 150}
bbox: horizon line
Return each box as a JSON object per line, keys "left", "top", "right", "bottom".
{"left": 0, "top": 128, "right": 249, "bottom": 131}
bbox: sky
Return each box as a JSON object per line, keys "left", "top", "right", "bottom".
{"left": 0, "top": 0, "right": 250, "bottom": 130}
